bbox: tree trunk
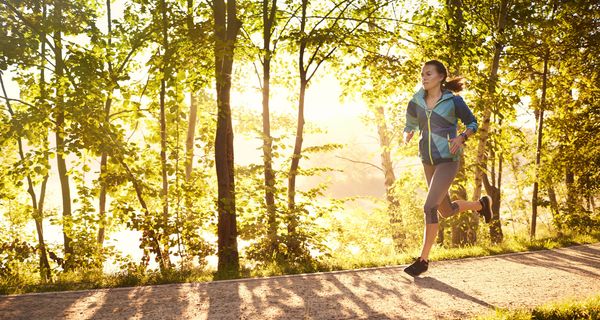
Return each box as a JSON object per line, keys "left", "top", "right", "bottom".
{"left": 373, "top": 104, "right": 405, "bottom": 251}
{"left": 37, "top": 0, "right": 52, "bottom": 282}
{"left": 213, "top": 0, "right": 241, "bottom": 278}
{"left": 185, "top": 93, "right": 198, "bottom": 181}
{"left": 287, "top": 76, "right": 306, "bottom": 257}
{"left": 97, "top": 0, "right": 114, "bottom": 247}
{"left": 472, "top": 0, "right": 509, "bottom": 201}
{"left": 98, "top": 138, "right": 109, "bottom": 245}
{"left": 0, "top": 73, "right": 51, "bottom": 281}
{"left": 286, "top": 0, "right": 309, "bottom": 257}
{"left": 450, "top": 158, "right": 476, "bottom": 246}
{"left": 492, "top": 152, "right": 504, "bottom": 242}
{"left": 442, "top": 0, "right": 479, "bottom": 246}
{"left": 565, "top": 169, "right": 576, "bottom": 208}
{"left": 262, "top": 0, "right": 278, "bottom": 256}
{"left": 185, "top": 0, "right": 199, "bottom": 183}
{"left": 365, "top": 1, "right": 404, "bottom": 251}
{"left": 483, "top": 168, "right": 503, "bottom": 243}
{"left": 53, "top": 0, "right": 74, "bottom": 270}
{"left": 119, "top": 157, "right": 164, "bottom": 267}
{"left": 481, "top": 115, "right": 504, "bottom": 243}
{"left": 158, "top": 0, "right": 172, "bottom": 271}
{"left": 183, "top": 2, "right": 199, "bottom": 262}
{"left": 547, "top": 186, "right": 562, "bottom": 236}
{"left": 531, "top": 49, "right": 549, "bottom": 240}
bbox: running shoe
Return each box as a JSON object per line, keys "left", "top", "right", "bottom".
{"left": 403, "top": 257, "right": 429, "bottom": 277}
{"left": 478, "top": 195, "right": 493, "bottom": 223}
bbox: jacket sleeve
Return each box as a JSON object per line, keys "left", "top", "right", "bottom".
{"left": 404, "top": 101, "right": 419, "bottom": 133}
{"left": 453, "top": 96, "right": 478, "bottom": 133}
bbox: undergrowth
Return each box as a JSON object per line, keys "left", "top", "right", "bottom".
{"left": 1, "top": 230, "right": 598, "bottom": 295}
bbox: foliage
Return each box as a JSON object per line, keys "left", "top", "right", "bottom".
{"left": 0, "top": 0, "right": 598, "bottom": 291}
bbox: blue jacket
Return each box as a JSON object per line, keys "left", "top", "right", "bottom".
{"left": 404, "top": 88, "right": 478, "bottom": 165}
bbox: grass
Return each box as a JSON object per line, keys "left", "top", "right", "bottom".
{"left": 0, "top": 266, "right": 214, "bottom": 295}
{"left": 1, "top": 230, "right": 599, "bottom": 295}
{"left": 318, "top": 231, "right": 600, "bottom": 272}
{"left": 472, "top": 294, "right": 600, "bottom": 320}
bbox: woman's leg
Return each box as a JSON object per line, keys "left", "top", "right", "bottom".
{"left": 438, "top": 198, "right": 483, "bottom": 218}
{"left": 452, "top": 200, "right": 483, "bottom": 213}
{"left": 419, "top": 161, "right": 460, "bottom": 261}
{"left": 423, "top": 166, "right": 472, "bottom": 220}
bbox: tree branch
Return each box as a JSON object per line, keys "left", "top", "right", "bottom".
{"left": 335, "top": 155, "right": 383, "bottom": 172}
{"left": 0, "top": 96, "right": 36, "bottom": 109}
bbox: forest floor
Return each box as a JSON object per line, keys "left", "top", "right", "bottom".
{"left": 1, "top": 242, "right": 599, "bottom": 320}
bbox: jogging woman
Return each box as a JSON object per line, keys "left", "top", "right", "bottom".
{"left": 402, "top": 60, "right": 493, "bottom": 277}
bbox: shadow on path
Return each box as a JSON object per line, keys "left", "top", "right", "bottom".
{"left": 496, "top": 245, "right": 600, "bottom": 279}
{"left": 414, "top": 276, "right": 496, "bottom": 309}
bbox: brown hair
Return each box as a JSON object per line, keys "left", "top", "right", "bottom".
{"left": 424, "top": 60, "right": 465, "bottom": 93}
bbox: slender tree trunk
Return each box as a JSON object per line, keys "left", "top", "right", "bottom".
{"left": 364, "top": 2, "right": 404, "bottom": 251}
{"left": 97, "top": 139, "right": 108, "bottom": 245}
{"left": 287, "top": 76, "right": 306, "bottom": 257}
{"left": 442, "top": 0, "right": 480, "bottom": 246}
{"left": 1, "top": 73, "right": 52, "bottom": 280}
{"left": 104, "top": 144, "right": 165, "bottom": 267}
{"left": 36, "top": 175, "right": 51, "bottom": 280}
{"left": 450, "top": 159, "right": 469, "bottom": 245}
{"left": 53, "top": 0, "right": 74, "bottom": 269}
{"left": 483, "top": 166, "right": 504, "bottom": 243}
{"left": 565, "top": 169, "right": 576, "bottom": 208}
{"left": 492, "top": 152, "right": 504, "bottom": 242}
{"left": 450, "top": 159, "right": 476, "bottom": 246}
{"left": 185, "top": 93, "right": 198, "bottom": 181}
{"left": 262, "top": 0, "right": 278, "bottom": 256}
{"left": 548, "top": 186, "right": 559, "bottom": 217}
{"left": 158, "top": 0, "right": 172, "bottom": 271}
{"left": 482, "top": 116, "right": 504, "bottom": 243}
{"left": 373, "top": 104, "right": 405, "bottom": 251}
{"left": 547, "top": 186, "right": 562, "bottom": 236}
{"left": 183, "top": 3, "right": 199, "bottom": 262}
{"left": 531, "top": 49, "right": 549, "bottom": 239}
{"left": 97, "top": 0, "right": 114, "bottom": 247}
{"left": 472, "top": 0, "right": 509, "bottom": 201}
{"left": 213, "top": 0, "right": 241, "bottom": 278}
{"left": 37, "top": 3, "right": 51, "bottom": 278}
{"left": 286, "top": 0, "right": 308, "bottom": 257}
{"left": 184, "top": 0, "right": 199, "bottom": 183}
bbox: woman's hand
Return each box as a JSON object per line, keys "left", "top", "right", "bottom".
{"left": 448, "top": 135, "right": 465, "bottom": 154}
{"left": 403, "top": 131, "right": 414, "bottom": 145}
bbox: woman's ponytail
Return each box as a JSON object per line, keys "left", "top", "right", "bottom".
{"left": 443, "top": 77, "right": 465, "bottom": 93}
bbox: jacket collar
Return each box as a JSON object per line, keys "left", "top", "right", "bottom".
{"left": 413, "top": 87, "right": 454, "bottom": 109}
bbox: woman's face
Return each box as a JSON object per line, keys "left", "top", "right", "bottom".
{"left": 421, "top": 64, "right": 444, "bottom": 92}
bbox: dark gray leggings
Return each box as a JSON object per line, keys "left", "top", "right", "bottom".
{"left": 422, "top": 161, "right": 460, "bottom": 224}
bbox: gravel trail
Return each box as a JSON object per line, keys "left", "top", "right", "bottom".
{"left": 1, "top": 243, "right": 599, "bottom": 320}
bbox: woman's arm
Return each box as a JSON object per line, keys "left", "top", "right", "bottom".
{"left": 453, "top": 95, "right": 478, "bottom": 134}
{"left": 450, "top": 96, "right": 478, "bottom": 154}
{"left": 403, "top": 101, "right": 419, "bottom": 145}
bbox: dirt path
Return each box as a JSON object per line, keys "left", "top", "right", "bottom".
{"left": 1, "top": 243, "right": 599, "bottom": 320}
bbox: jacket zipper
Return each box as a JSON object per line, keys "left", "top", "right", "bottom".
{"left": 424, "top": 96, "right": 450, "bottom": 165}
{"left": 447, "top": 133, "right": 450, "bottom": 152}
{"left": 426, "top": 110, "right": 434, "bottom": 165}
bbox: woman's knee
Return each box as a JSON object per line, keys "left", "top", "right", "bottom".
{"left": 423, "top": 205, "right": 439, "bottom": 224}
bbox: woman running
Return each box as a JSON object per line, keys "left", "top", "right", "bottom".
{"left": 402, "top": 60, "right": 493, "bottom": 277}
